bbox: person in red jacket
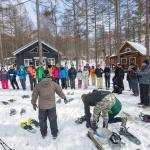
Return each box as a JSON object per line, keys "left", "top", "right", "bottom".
{"left": 53, "top": 64, "right": 60, "bottom": 84}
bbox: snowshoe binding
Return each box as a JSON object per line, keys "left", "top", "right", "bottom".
{"left": 8, "top": 99, "right": 16, "bottom": 103}
{"left": 139, "top": 112, "right": 150, "bottom": 122}
{"left": 22, "top": 95, "right": 30, "bottom": 99}
{"left": 27, "top": 118, "right": 39, "bottom": 128}
{"left": 20, "top": 108, "right": 26, "bottom": 116}
{"left": 10, "top": 109, "right": 17, "bottom": 116}
{"left": 1, "top": 101, "right": 9, "bottom": 105}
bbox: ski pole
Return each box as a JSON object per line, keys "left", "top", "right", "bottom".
{"left": 0, "top": 139, "right": 15, "bottom": 150}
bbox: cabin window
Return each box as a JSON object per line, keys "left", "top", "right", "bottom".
{"left": 121, "top": 58, "right": 127, "bottom": 64}
{"left": 125, "top": 48, "right": 131, "bottom": 52}
{"left": 24, "top": 59, "right": 32, "bottom": 67}
{"left": 129, "top": 57, "right": 136, "bottom": 65}
{"left": 48, "top": 58, "right": 55, "bottom": 65}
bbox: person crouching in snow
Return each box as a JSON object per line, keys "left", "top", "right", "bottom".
{"left": 17, "top": 65, "right": 27, "bottom": 90}
{"left": 31, "top": 70, "right": 67, "bottom": 139}
{"left": 0, "top": 67, "right": 9, "bottom": 89}
{"left": 82, "top": 67, "right": 89, "bottom": 89}
{"left": 81, "top": 90, "right": 127, "bottom": 130}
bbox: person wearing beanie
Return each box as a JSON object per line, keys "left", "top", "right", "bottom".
{"left": 31, "top": 70, "right": 67, "bottom": 139}
{"left": 137, "top": 59, "right": 150, "bottom": 107}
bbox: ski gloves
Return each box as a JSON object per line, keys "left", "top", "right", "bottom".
{"left": 33, "top": 104, "right": 38, "bottom": 111}
{"left": 64, "top": 98, "right": 68, "bottom": 104}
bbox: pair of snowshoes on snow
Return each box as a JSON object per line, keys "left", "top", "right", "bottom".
{"left": 1, "top": 99, "right": 16, "bottom": 105}
{"left": 9, "top": 108, "right": 26, "bottom": 116}
{"left": 20, "top": 118, "right": 39, "bottom": 133}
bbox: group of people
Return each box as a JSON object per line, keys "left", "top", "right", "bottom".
{"left": 0, "top": 62, "right": 112, "bottom": 91}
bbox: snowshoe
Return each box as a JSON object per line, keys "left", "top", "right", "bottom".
{"left": 8, "top": 99, "right": 16, "bottom": 103}
{"left": 22, "top": 95, "right": 30, "bottom": 99}
{"left": 20, "top": 108, "right": 26, "bottom": 116}
{"left": 1, "top": 101, "right": 9, "bottom": 105}
{"left": 119, "top": 126, "right": 141, "bottom": 145}
{"left": 139, "top": 112, "right": 150, "bottom": 122}
{"left": 20, "top": 122, "right": 36, "bottom": 133}
{"left": 10, "top": 109, "right": 17, "bottom": 116}
{"left": 75, "top": 116, "right": 86, "bottom": 124}
{"left": 67, "top": 98, "right": 74, "bottom": 103}
{"left": 27, "top": 118, "right": 39, "bottom": 128}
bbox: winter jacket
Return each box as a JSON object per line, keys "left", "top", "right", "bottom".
{"left": 90, "top": 68, "right": 96, "bottom": 77}
{"left": 7, "top": 69, "right": 17, "bottom": 80}
{"left": 53, "top": 67, "right": 60, "bottom": 78}
{"left": 137, "top": 65, "right": 150, "bottom": 85}
{"left": 95, "top": 68, "right": 103, "bottom": 78}
{"left": 68, "top": 67, "right": 77, "bottom": 79}
{"left": 36, "top": 67, "right": 44, "bottom": 79}
{"left": 27, "top": 66, "right": 35, "bottom": 77}
{"left": 59, "top": 67, "right": 68, "bottom": 79}
{"left": 93, "top": 92, "right": 122, "bottom": 123}
{"left": 129, "top": 68, "right": 138, "bottom": 80}
{"left": 77, "top": 70, "right": 82, "bottom": 80}
{"left": 82, "top": 70, "right": 89, "bottom": 79}
{"left": 17, "top": 66, "right": 27, "bottom": 80}
{"left": 0, "top": 70, "right": 9, "bottom": 80}
{"left": 31, "top": 78, "right": 66, "bottom": 109}
{"left": 104, "top": 67, "right": 111, "bottom": 78}
{"left": 114, "top": 67, "right": 124, "bottom": 80}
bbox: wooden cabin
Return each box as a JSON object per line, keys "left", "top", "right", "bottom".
{"left": 106, "top": 41, "right": 146, "bottom": 70}
{"left": 13, "top": 41, "right": 62, "bottom": 68}
{"left": 119, "top": 41, "right": 146, "bottom": 69}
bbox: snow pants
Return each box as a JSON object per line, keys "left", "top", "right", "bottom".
{"left": 105, "top": 76, "right": 110, "bottom": 89}
{"left": 127, "top": 79, "right": 132, "bottom": 90}
{"left": 96, "top": 77, "right": 103, "bottom": 89}
{"left": 10, "top": 79, "right": 19, "bottom": 89}
{"left": 70, "top": 78, "right": 75, "bottom": 89}
{"left": 61, "top": 78, "right": 67, "bottom": 89}
{"left": 29, "top": 76, "right": 36, "bottom": 91}
{"left": 91, "top": 76, "right": 96, "bottom": 86}
{"left": 139, "top": 84, "right": 150, "bottom": 106}
{"left": 131, "top": 79, "right": 139, "bottom": 96}
{"left": 83, "top": 78, "right": 88, "bottom": 89}
{"left": 20, "top": 79, "right": 26, "bottom": 90}
{"left": 1, "top": 80, "right": 9, "bottom": 89}
{"left": 39, "top": 107, "right": 58, "bottom": 137}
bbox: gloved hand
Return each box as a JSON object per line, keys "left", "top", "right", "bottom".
{"left": 33, "top": 104, "right": 37, "bottom": 111}
{"left": 64, "top": 98, "right": 68, "bottom": 104}
{"left": 91, "top": 121, "right": 98, "bottom": 131}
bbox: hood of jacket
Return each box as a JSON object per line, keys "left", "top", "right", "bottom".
{"left": 40, "top": 78, "right": 52, "bottom": 88}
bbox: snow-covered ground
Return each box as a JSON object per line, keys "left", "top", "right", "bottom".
{"left": 0, "top": 75, "right": 150, "bottom": 150}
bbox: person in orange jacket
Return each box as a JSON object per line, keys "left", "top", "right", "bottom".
{"left": 90, "top": 66, "right": 96, "bottom": 86}
{"left": 27, "top": 62, "right": 37, "bottom": 90}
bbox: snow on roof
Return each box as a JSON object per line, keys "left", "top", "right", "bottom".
{"left": 13, "top": 40, "right": 62, "bottom": 56}
{"left": 127, "top": 41, "right": 146, "bottom": 55}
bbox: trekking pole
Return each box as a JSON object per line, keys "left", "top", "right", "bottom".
{"left": 0, "top": 139, "right": 15, "bottom": 150}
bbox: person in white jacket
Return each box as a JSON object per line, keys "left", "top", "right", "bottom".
{"left": 77, "top": 67, "right": 83, "bottom": 88}
{"left": 82, "top": 67, "right": 89, "bottom": 89}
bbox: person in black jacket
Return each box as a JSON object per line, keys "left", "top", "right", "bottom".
{"left": 112, "top": 63, "right": 124, "bottom": 94}
{"left": 68, "top": 64, "right": 77, "bottom": 89}
{"left": 128, "top": 65, "right": 139, "bottom": 96}
{"left": 104, "top": 65, "right": 111, "bottom": 90}
{"left": 8, "top": 65, "right": 19, "bottom": 90}
{"left": 95, "top": 64, "right": 103, "bottom": 89}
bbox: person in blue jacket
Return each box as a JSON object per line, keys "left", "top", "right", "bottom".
{"left": 8, "top": 65, "right": 19, "bottom": 90}
{"left": 59, "top": 65, "right": 68, "bottom": 89}
{"left": 17, "top": 65, "right": 27, "bottom": 90}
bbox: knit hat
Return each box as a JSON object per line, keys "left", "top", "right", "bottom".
{"left": 143, "top": 59, "right": 149, "bottom": 65}
{"left": 42, "top": 70, "right": 50, "bottom": 78}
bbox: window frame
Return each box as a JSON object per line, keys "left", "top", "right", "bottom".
{"left": 24, "top": 59, "right": 33, "bottom": 67}
{"left": 121, "top": 58, "right": 127, "bottom": 64}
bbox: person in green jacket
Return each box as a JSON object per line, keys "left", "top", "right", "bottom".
{"left": 36, "top": 64, "right": 44, "bottom": 82}
{"left": 81, "top": 90, "right": 127, "bottom": 130}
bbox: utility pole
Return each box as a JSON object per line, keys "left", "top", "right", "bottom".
{"left": 0, "top": 6, "right": 4, "bottom": 66}
{"left": 36, "top": 0, "right": 43, "bottom": 64}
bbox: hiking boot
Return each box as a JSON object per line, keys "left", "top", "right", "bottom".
{"left": 41, "top": 133, "right": 47, "bottom": 139}
{"left": 138, "top": 102, "right": 143, "bottom": 105}
{"left": 52, "top": 133, "right": 58, "bottom": 139}
{"left": 121, "top": 117, "right": 127, "bottom": 128}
